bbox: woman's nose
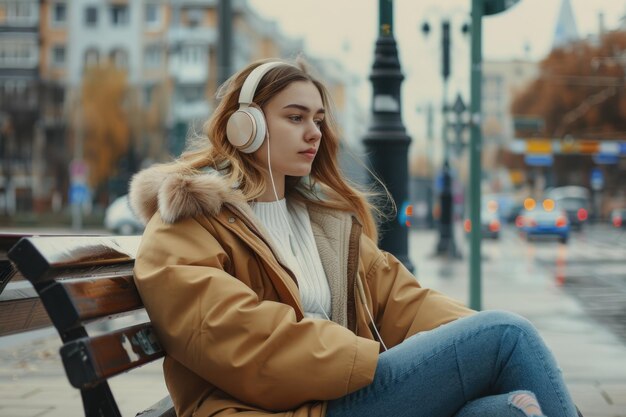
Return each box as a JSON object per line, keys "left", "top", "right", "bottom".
{"left": 306, "top": 122, "right": 322, "bottom": 142}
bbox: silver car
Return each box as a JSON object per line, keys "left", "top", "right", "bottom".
{"left": 104, "top": 195, "right": 144, "bottom": 235}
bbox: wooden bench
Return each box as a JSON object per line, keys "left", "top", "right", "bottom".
{"left": 1, "top": 234, "right": 175, "bottom": 417}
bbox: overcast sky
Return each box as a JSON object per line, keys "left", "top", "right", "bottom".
{"left": 247, "top": 0, "right": 626, "bottom": 149}
{"left": 248, "top": 0, "right": 624, "bottom": 69}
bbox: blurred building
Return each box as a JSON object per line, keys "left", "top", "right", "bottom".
{"left": 0, "top": 0, "right": 361, "bottom": 219}
{"left": 0, "top": 0, "right": 40, "bottom": 214}
{"left": 481, "top": 59, "right": 539, "bottom": 192}
{"left": 167, "top": 0, "right": 304, "bottom": 156}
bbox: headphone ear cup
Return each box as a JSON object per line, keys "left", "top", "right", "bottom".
{"left": 226, "top": 106, "right": 267, "bottom": 154}
{"left": 238, "top": 106, "right": 267, "bottom": 154}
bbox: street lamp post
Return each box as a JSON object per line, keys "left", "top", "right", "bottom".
{"left": 421, "top": 16, "right": 468, "bottom": 259}
{"left": 217, "top": 0, "right": 233, "bottom": 85}
{"left": 363, "top": 0, "right": 414, "bottom": 272}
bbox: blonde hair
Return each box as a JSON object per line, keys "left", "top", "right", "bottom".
{"left": 166, "top": 57, "right": 381, "bottom": 241}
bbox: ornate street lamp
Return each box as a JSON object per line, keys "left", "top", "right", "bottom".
{"left": 363, "top": 0, "right": 414, "bottom": 272}
{"left": 421, "top": 16, "right": 469, "bottom": 259}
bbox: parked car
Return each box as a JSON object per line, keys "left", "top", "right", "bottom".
{"left": 104, "top": 195, "right": 144, "bottom": 235}
{"left": 515, "top": 206, "right": 570, "bottom": 243}
{"left": 463, "top": 208, "right": 501, "bottom": 240}
{"left": 546, "top": 186, "right": 590, "bottom": 230}
{"left": 610, "top": 208, "right": 626, "bottom": 229}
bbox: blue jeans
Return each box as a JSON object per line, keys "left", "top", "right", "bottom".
{"left": 326, "top": 310, "right": 578, "bottom": 417}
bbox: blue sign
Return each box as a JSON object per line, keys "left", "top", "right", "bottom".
{"left": 590, "top": 168, "right": 604, "bottom": 190}
{"left": 619, "top": 142, "right": 626, "bottom": 156}
{"left": 69, "top": 183, "right": 89, "bottom": 205}
{"left": 593, "top": 153, "right": 619, "bottom": 165}
{"left": 524, "top": 154, "right": 553, "bottom": 166}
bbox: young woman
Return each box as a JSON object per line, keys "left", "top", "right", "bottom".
{"left": 130, "top": 58, "right": 579, "bottom": 417}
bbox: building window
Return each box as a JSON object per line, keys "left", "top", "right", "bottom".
{"left": 110, "top": 48, "right": 128, "bottom": 69}
{"left": 5, "top": 1, "right": 38, "bottom": 24}
{"left": 84, "top": 48, "right": 100, "bottom": 68}
{"left": 182, "top": 45, "right": 202, "bottom": 64}
{"left": 144, "top": 46, "right": 162, "bottom": 69}
{"left": 186, "top": 8, "right": 203, "bottom": 26}
{"left": 85, "top": 6, "right": 98, "bottom": 26}
{"left": 143, "top": 85, "right": 154, "bottom": 105}
{"left": 110, "top": 5, "right": 129, "bottom": 26}
{"left": 52, "top": 45, "right": 66, "bottom": 66}
{"left": 145, "top": 3, "right": 160, "bottom": 27}
{"left": 180, "top": 84, "right": 203, "bottom": 102}
{"left": 52, "top": 2, "right": 67, "bottom": 25}
{"left": 0, "top": 39, "right": 37, "bottom": 67}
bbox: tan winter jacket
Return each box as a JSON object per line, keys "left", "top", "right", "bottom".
{"left": 129, "top": 166, "right": 473, "bottom": 417}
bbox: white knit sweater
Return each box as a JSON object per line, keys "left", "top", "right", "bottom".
{"left": 251, "top": 199, "right": 331, "bottom": 320}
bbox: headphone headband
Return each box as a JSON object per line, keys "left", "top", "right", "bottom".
{"left": 237, "top": 61, "right": 294, "bottom": 105}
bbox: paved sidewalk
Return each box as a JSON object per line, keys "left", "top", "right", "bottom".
{"left": 0, "top": 228, "right": 624, "bottom": 416}
{"left": 410, "top": 228, "right": 626, "bottom": 417}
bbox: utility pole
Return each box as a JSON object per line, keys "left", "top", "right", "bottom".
{"left": 363, "top": 0, "right": 414, "bottom": 272}
{"left": 217, "top": 0, "right": 233, "bottom": 85}
{"left": 469, "top": 0, "right": 520, "bottom": 310}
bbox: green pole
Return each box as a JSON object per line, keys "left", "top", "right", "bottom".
{"left": 379, "top": 0, "right": 393, "bottom": 35}
{"left": 469, "top": 0, "right": 483, "bottom": 311}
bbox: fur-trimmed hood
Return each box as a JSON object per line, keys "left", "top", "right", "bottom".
{"left": 128, "top": 165, "right": 246, "bottom": 225}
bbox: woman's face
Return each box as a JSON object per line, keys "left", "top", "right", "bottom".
{"left": 254, "top": 80, "right": 324, "bottom": 179}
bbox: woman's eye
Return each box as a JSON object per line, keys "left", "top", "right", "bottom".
{"left": 314, "top": 119, "right": 324, "bottom": 127}
{"left": 289, "top": 115, "right": 302, "bottom": 122}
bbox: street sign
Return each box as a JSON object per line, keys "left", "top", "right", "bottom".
{"left": 70, "top": 159, "right": 88, "bottom": 179}
{"left": 526, "top": 140, "right": 552, "bottom": 154}
{"left": 524, "top": 154, "right": 553, "bottom": 166}
{"left": 593, "top": 153, "right": 619, "bottom": 165}
{"left": 69, "top": 183, "right": 89, "bottom": 205}
{"left": 590, "top": 168, "right": 604, "bottom": 190}
{"left": 513, "top": 116, "right": 544, "bottom": 134}
{"left": 483, "top": 0, "right": 520, "bottom": 15}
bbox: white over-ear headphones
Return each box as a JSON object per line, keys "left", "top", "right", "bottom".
{"left": 226, "top": 61, "right": 291, "bottom": 154}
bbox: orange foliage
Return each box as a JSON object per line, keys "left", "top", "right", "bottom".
{"left": 79, "top": 63, "right": 130, "bottom": 187}
{"left": 511, "top": 31, "right": 626, "bottom": 139}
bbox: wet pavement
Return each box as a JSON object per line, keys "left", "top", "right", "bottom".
{"left": 411, "top": 225, "right": 626, "bottom": 417}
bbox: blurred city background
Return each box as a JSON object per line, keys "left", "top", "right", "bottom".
{"left": 1, "top": 0, "right": 626, "bottom": 415}
{"left": 0, "top": 0, "right": 625, "bottom": 230}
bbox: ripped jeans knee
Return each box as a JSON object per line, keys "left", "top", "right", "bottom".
{"left": 454, "top": 390, "right": 547, "bottom": 417}
{"left": 509, "top": 391, "right": 545, "bottom": 417}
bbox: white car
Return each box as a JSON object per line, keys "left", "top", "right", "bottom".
{"left": 104, "top": 195, "right": 144, "bottom": 235}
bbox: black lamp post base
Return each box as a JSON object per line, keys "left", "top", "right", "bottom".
{"left": 435, "top": 233, "right": 462, "bottom": 259}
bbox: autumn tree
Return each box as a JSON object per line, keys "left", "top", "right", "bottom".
{"left": 511, "top": 30, "right": 626, "bottom": 139}
{"left": 73, "top": 62, "right": 131, "bottom": 190}
{"left": 140, "top": 82, "right": 172, "bottom": 163}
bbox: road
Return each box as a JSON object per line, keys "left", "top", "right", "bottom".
{"left": 524, "top": 223, "right": 626, "bottom": 344}
{"left": 411, "top": 221, "right": 626, "bottom": 345}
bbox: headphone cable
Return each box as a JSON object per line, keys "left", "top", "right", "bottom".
{"left": 266, "top": 133, "right": 331, "bottom": 321}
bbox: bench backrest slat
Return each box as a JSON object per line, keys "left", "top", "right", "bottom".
{"left": 8, "top": 236, "right": 139, "bottom": 284}
{"left": 0, "top": 259, "right": 19, "bottom": 292}
{"left": 38, "top": 275, "right": 143, "bottom": 335}
{"left": 0, "top": 296, "right": 50, "bottom": 335}
{"left": 61, "top": 322, "right": 164, "bottom": 389}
